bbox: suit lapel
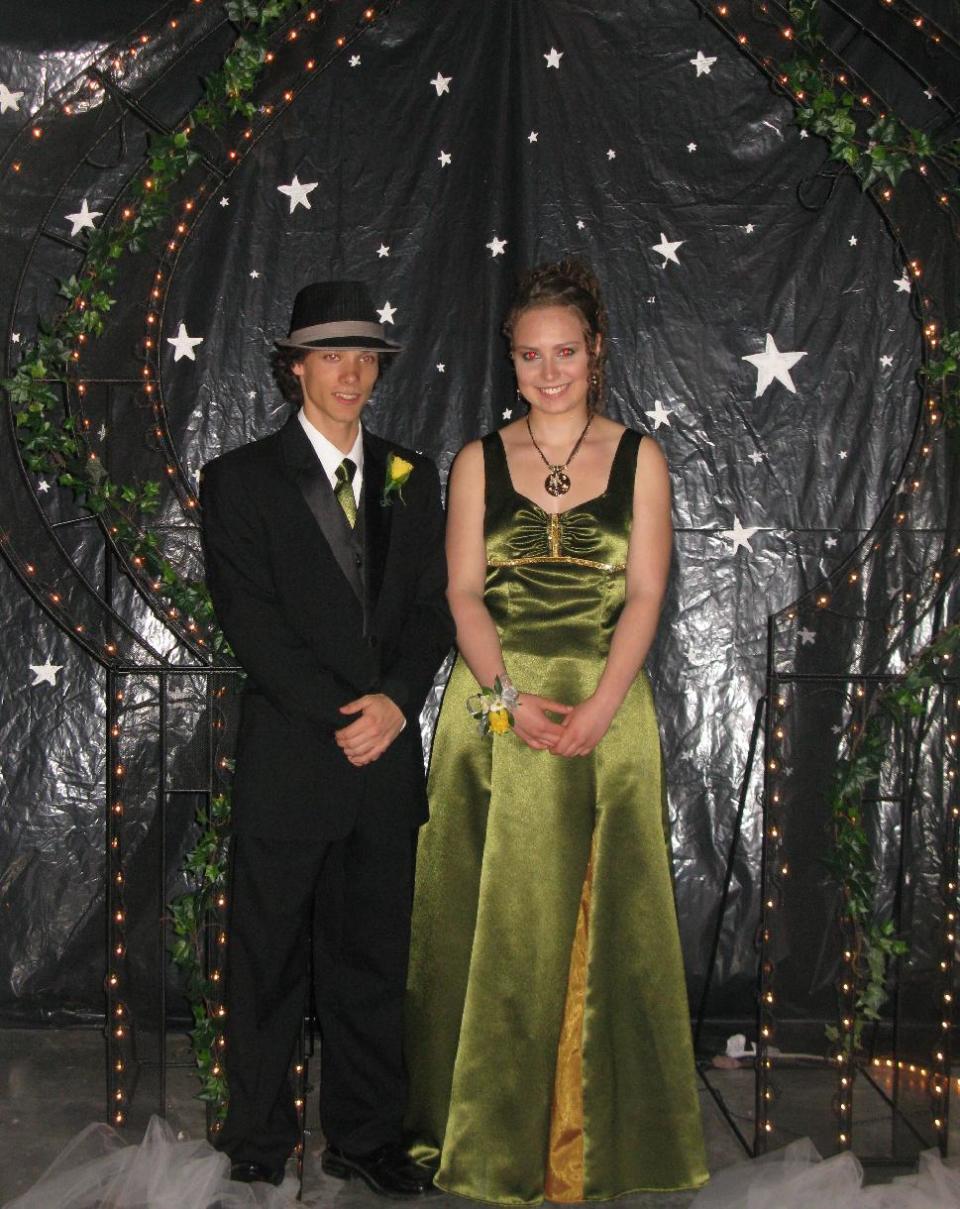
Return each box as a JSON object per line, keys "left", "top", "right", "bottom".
{"left": 279, "top": 417, "right": 364, "bottom": 603}
{"left": 362, "top": 433, "right": 394, "bottom": 621}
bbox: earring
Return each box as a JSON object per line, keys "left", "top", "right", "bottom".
{"left": 590, "top": 373, "right": 599, "bottom": 386}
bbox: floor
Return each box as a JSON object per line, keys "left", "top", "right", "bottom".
{"left": 0, "top": 1028, "right": 945, "bottom": 1207}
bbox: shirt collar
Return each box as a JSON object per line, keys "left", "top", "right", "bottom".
{"left": 297, "top": 409, "right": 364, "bottom": 487}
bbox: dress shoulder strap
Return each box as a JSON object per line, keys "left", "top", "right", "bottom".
{"left": 607, "top": 426, "right": 642, "bottom": 502}
{"left": 481, "top": 430, "right": 514, "bottom": 503}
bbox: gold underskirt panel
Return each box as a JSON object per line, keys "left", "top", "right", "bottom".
{"left": 544, "top": 850, "right": 594, "bottom": 1202}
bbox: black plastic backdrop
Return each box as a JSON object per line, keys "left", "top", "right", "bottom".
{"left": 0, "top": 0, "right": 956, "bottom": 1035}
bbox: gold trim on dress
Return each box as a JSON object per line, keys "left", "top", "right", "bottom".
{"left": 488, "top": 556, "right": 625, "bottom": 571}
{"left": 548, "top": 513, "right": 561, "bottom": 557}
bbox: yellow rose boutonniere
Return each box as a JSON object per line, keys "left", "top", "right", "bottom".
{"left": 382, "top": 453, "right": 414, "bottom": 506}
{"left": 466, "top": 675, "right": 520, "bottom": 737}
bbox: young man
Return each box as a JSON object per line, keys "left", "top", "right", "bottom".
{"left": 200, "top": 281, "right": 453, "bottom": 1194}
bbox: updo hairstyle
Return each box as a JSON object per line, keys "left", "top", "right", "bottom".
{"left": 502, "top": 257, "right": 609, "bottom": 413}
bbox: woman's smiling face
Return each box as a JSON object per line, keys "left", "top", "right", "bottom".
{"left": 511, "top": 305, "right": 596, "bottom": 417}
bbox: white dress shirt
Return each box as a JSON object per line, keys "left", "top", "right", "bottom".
{"left": 298, "top": 409, "right": 364, "bottom": 506}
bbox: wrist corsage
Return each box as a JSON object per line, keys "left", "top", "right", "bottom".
{"left": 382, "top": 452, "right": 414, "bottom": 507}
{"left": 466, "top": 675, "right": 520, "bottom": 737}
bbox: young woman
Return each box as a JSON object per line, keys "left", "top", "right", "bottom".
{"left": 405, "top": 260, "right": 708, "bottom": 1203}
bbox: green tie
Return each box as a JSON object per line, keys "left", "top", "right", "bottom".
{"left": 334, "top": 457, "right": 357, "bottom": 528}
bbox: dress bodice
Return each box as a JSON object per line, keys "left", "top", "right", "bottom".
{"left": 481, "top": 428, "right": 641, "bottom": 665}
{"left": 482, "top": 427, "right": 640, "bottom": 573}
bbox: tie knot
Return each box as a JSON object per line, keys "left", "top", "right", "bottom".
{"left": 336, "top": 457, "right": 356, "bottom": 486}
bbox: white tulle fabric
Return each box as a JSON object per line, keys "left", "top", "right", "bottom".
{"left": 692, "top": 1138, "right": 960, "bottom": 1209}
{"left": 2, "top": 1116, "right": 295, "bottom": 1209}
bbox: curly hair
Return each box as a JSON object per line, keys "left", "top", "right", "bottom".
{"left": 270, "top": 346, "right": 305, "bottom": 407}
{"left": 502, "top": 257, "right": 609, "bottom": 413}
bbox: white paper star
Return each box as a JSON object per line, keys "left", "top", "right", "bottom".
{"left": 486, "top": 235, "right": 508, "bottom": 257}
{"left": 799, "top": 129, "right": 809, "bottom": 138}
{"left": 436, "top": 363, "right": 445, "bottom": 373}
{"left": 879, "top": 354, "right": 893, "bottom": 368}
{"left": 838, "top": 450, "right": 848, "bottom": 459}
{"left": 277, "top": 175, "right": 318, "bottom": 213}
{"left": 645, "top": 400, "right": 672, "bottom": 429}
{"left": 430, "top": 72, "right": 452, "bottom": 96}
{"left": 743, "top": 223, "right": 755, "bottom": 233}
{"left": 687, "top": 142, "right": 697, "bottom": 152}
{"left": 30, "top": 660, "right": 63, "bottom": 686}
{"left": 894, "top": 273, "right": 911, "bottom": 293}
{"left": 576, "top": 220, "right": 585, "bottom": 230}
{"left": 502, "top": 409, "right": 513, "bottom": 420}
{"left": 377, "top": 243, "right": 390, "bottom": 258}
{"left": 651, "top": 232, "right": 684, "bottom": 267}
{"left": 349, "top": 55, "right": 361, "bottom": 67}
{"left": 249, "top": 269, "right": 260, "bottom": 279}
{"left": 438, "top": 150, "right": 452, "bottom": 167}
{"left": 690, "top": 50, "right": 717, "bottom": 77}
{"left": 749, "top": 450, "right": 763, "bottom": 465}
{"left": 606, "top": 148, "right": 616, "bottom": 160}
{"left": 220, "top": 196, "right": 230, "bottom": 207}
{"left": 0, "top": 82, "right": 24, "bottom": 113}
{"left": 64, "top": 199, "right": 102, "bottom": 236}
{"left": 720, "top": 516, "right": 759, "bottom": 554}
{"left": 924, "top": 89, "right": 934, "bottom": 100}
{"left": 848, "top": 235, "right": 858, "bottom": 247}
{"left": 825, "top": 536, "right": 838, "bottom": 548}
{"left": 167, "top": 322, "right": 204, "bottom": 362}
{"left": 11, "top": 332, "right": 20, "bottom": 343}
{"left": 37, "top": 478, "right": 50, "bottom": 492}
{"left": 544, "top": 47, "right": 563, "bottom": 69}
{"left": 798, "top": 627, "right": 816, "bottom": 645}
{"left": 528, "top": 131, "right": 538, "bottom": 143}
{"left": 742, "top": 333, "right": 806, "bottom": 397}
{"left": 377, "top": 301, "right": 397, "bottom": 325}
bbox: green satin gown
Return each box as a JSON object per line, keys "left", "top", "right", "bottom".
{"left": 405, "top": 429, "right": 708, "bottom": 1204}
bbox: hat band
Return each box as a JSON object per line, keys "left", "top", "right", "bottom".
{"left": 287, "top": 320, "right": 387, "bottom": 345}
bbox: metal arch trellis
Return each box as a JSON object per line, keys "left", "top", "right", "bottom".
{"left": 689, "top": 0, "right": 960, "bottom": 1166}
{"left": 1, "top": 0, "right": 403, "bottom": 1137}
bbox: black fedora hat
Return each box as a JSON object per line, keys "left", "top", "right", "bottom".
{"left": 275, "top": 280, "right": 401, "bottom": 353}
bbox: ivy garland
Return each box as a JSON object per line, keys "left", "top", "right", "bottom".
{"left": 824, "top": 623, "right": 960, "bottom": 1057}
{"left": 1, "top": 0, "right": 957, "bottom": 1126}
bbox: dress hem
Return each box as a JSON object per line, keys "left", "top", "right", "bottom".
{"left": 431, "top": 1174, "right": 711, "bottom": 1205}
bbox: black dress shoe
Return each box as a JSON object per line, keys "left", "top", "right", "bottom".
{"left": 321, "top": 1143, "right": 438, "bottom": 1198}
{"left": 229, "top": 1159, "right": 285, "bottom": 1186}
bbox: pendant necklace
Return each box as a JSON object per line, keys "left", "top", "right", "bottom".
{"left": 526, "top": 414, "right": 592, "bottom": 497}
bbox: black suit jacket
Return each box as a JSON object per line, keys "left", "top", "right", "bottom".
{"left": 200, "top": 416, "right": 454, "bottom": 842}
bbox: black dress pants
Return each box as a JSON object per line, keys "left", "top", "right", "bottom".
{"left": 219, "top": 809, "right": 416, "bottom": 1169}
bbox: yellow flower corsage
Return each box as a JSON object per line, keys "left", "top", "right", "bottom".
{"left": 466, "top": 675, "right": 520, "bottom": 737}
{"left": 382, "top": 452, "right": 414, "bottom": 506}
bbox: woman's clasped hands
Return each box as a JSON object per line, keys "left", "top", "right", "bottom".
{"left": 512, "top": 691, "right": 617, "bottom": 757}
